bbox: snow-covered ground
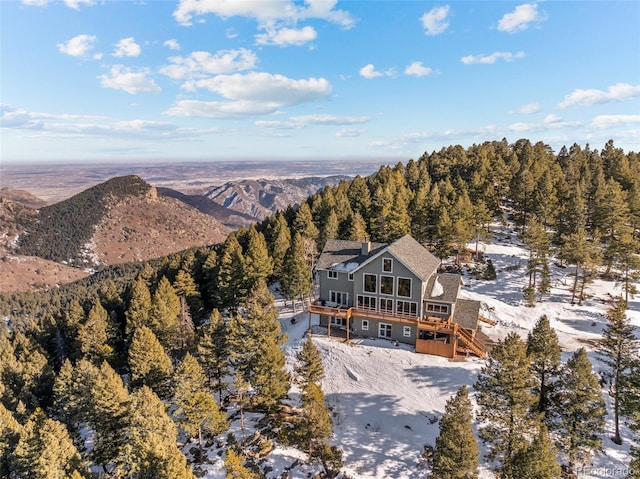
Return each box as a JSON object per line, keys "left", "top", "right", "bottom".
{"left": 198, "top": 225, "right": 640, "bottom": 478}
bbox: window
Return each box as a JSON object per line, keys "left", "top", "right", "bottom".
{"left": 403, "top": 326, "right": 412, "bottom": 337}
{"left": 348, "top": 272, "right": 354, "bottom": 281}
{"left": 397, "top": 277, "right": 412, "bottom": 297}
{"left": 328, "top": 270, "right": 338, "bottom": 279}
{"left": 364, "top": 274, "right": 377, "bottom": 293}
{"left": 331, "top": 316, "right": 345, "bottom": 326}
{"left": 379, "top": 323, "right": 392, "bottom": 338}
{"left": 379, "top": 298, "right": 394, "bottom": 312}
{"left": 362, "top": 320, "right": 369, "bottom": 331}
{"left": 427, "top": 303, "right": 449, "bottom": 314}
{"left": 357, "top": 295, "right": 376, "bottom": 310}
{"left": 383, "top": 258, "right": 393, "bottom": 273}
{"left": 380, "top": 275, "right": 394, "bottom": 295}
{"left": 397, "top": 301, "right": 417, "bottom": 316}
{"left": 330, "top": 291, "right": 348, "bottom": 306}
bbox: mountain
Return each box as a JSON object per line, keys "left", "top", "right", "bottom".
{"left": 0, "top": 187, "right": 48, "bottom": 209}
{"left": 204, "top": 175, "right": 351, "bottom": 220}
{"left": 0, "top": 176, "right": 230, "bottom": 291}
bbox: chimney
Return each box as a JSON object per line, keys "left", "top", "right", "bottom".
{"left": 361, "top": 241, "right": 371, "bottom": 255}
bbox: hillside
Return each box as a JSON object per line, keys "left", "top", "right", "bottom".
{"left": 0, "top": 187, "right": 48, "bottom": 209}
{"left": 204, "top": 176, "right": 351, "bottom": 220}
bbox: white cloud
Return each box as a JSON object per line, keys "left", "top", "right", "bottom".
{"left": 22, "top": 0, "right": 49, "bottom": 5}
{"left": 544, "top": 114, "right": 562, "bottom": 123}
{"left": 113, "top": 37, "right": 141, "bottom": 58}
{"left": 404, "top": 61, "right": 433, "bottom": 77}
{"left": 163, "top": 39, "right": 181, "bottom": 51}
{"left": 57, "top": 34, "right": 98, "bottom": 57}
{"left": 420, "top": 5, "right": 450, "bottom": 36}
{"left": 160, "top": 49, "right": 257, "bottom": 80}
{"left": 64, "top": 0, "right": 95, "bottom": 9}
{"left": 336, "top": 128, "right": 365, "bottom": 137}
{"left": 256, "top": 114, "right": 370, "bottom": 129}
{"left": 558, "top": 83, "right": 640, "bottom": 108}
{"left": 591, "top": 114, "right": 640, "bottom": 129}
{"left": 255, "top": 25, "right": 317, "bottom": 46}
{"left": 516, "top": 102, "right": 540, "bottom": 114}
{"left": 497, "top": 3, "right": 544, "bottom": 33}
{"left": 166, "top": 72, "right": 332, "bottom": 119}
{"left": 359, "top": 64, "right": 394, "bottom": 79}
{"left": 173, "top": 0, "right": 354, "bottom": 29}
{"left": 99, "top": 65, "right": 161, "bottom": 94}
{"left": 461, "top": 51, "right": 525, "bottom": 65}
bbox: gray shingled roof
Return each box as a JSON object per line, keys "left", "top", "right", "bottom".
{"left": 316, "top": 239, "right": 386, "bottom": 271}
{"left": 453, "top": 299, "right": 480, "bottom": 330}
{"left": 385, "top": 235, "right": 441, "bottom": 281}
{"left": 424, "top": 273, "right": 462, "bottom": 304}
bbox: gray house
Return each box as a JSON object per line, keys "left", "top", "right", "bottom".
{"left": 309, "top": 235, "right": 486, "bottom": 358}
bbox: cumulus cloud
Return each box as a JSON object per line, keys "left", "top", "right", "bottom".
{"left": 160, "top": 49, "right": 257, "bottom": 80}
{"left": 57, "top": 34, "right": 99, "bottom": 58}
{"left": 255, "top": 25, "right": 317, "bottom": 46}
{"left": 404, "top": 61, "right": 433, "bottom": 77}
{"left": 514, "top": 102, "right": 540, "bottom": 114}
{"left": 420, "top": 5, "right": 450, "bottom": 36}
{"left": 164, "top": 39, "right": 181, "bottom": 51}
{"left": 113, "top": 37, "right": 141, "bottom": 58}
{"left": 336, "top": 128, "right": 365, "bottom": 137}
{"left": 23, "top": 0, "right": 95, "bottom": 7}
{"left": 591, "top": 114, "right": 640, "bottom": 129}
{"left": 497, "top": 3, "right": 545, "bottom": 33}
{"left": 165, "top": 72, "right": 332, "bottom": 118}
{"left": 173, "top": 0, "right": 354, "bottom": 29}
{"left": 461, "top": 51, "right": 525, "bottom": 65}
{"left": 558, "top": 83, "right": 640, "bottom": 108}
{"left": 256, "top": 114, "right": 370, "bottom": 129}
{"left": 99, "top": 65, "right": 161, "bottom": 94}
{"left": 359, "top": 64, "right": 394, "bottom": 79}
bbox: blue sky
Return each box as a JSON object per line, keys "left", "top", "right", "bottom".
{"left": 1, "top": 0, "right": 639, "bottom": 164}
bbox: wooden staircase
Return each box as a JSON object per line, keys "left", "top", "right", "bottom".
{"left": 457, "top": 327, "right": 486, "bottom": 358}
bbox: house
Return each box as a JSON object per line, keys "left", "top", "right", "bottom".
{"left": 308, "top": 234, "right": 486, "bottom": 359}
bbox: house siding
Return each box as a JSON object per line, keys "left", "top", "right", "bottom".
{"left": 318, "top": 270, "right": 353, "bottom": 307}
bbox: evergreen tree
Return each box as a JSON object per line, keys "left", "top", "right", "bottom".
{"left": 0, "top": 402, "right": 21, "bottom": 476}
{"left": 506, "top": 424, "right": 560, "bottom": 479}
{"left": 125, "top": 275, "right": 152, "bottom": 339}
{"left": 177, "top": 295, "right": 196, "bottom": 354}
{"left": 150, "top": 276, "right": 181, "bottom": 356}
{"left": 224, "top": 449, "right": 259, "bottom": 479}
{"left": 431, "top": 385, "right": 479, "bottom": 479}
{"left": 243, "top": 225, "right": 274, "bottom": 290}
{"left": 384, "top": 193, "right": 412, "bottom": 242}
{"left": 345, "top": 211, "right": 369, "bottom": 242}
{"left": 173, "top": 353, "right": 228, "bottom": 463}
{"left": 173, "top": 269, "right": 205, "bottom": 325}
{"left": 475, "top": 332, "right": 540, "bottom": 476}
{"left": 78, "top": 299, "right": 111, "bottom": 364}
{"left": 554, "top": 348, "right": 605, "bottom": 467}
{"left": 12, "top": 409, "right": 85, "bottom": 479}
{"left": 293, "top": 202, "right": 319, "bottom": 239}
{"left": 346, "top": 175, "right": 371, "bottom": 219}
{"left": 266, "top": 213, "right": 291, "bottom": 278}
{"left": 319, "top": 209, "right": 339, "bottom": 250}
{"left": 197, "top": 309, "right": 230, "bottom": 404}
{"left": 434, "top": 206, "right": 455, "bottom": 260}
{"left": 526, "top": 316, "right": 561, "bottom": 417}
{"left": 599, "top": 299, "right": 637, "bottom": 444}
{"left": 295, "top": 335, "right": 324, "bottom": 387}
{"left": 281, "top": 232, "right": 313, "bottom": 312}
{"left": 61, "top": 299, "right": 85, "bottom": 360}
{"left": 125, "top": 386, "right": 194, "bottom": 479}
{"left": 216, "top": 234, "right": 247, "bottom": 311}
{"left": 298, "top": 382, "right": 333, "bottom": 457}
{"left": 522, "top": 216, "right": 550, "bottom": 306}
{"left": 128, "top": 325, "right": 173, "bottom": 398}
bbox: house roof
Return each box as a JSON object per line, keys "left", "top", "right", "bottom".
{"left": 424, "top": 273, "right": 462, "bottom": 304}
{"left": 452, "top": 299, "right": 480, "bottom": 330}
{"left": 385, "top": 235, "right": 441, "bottom": 281}
{"left": 316, "top": 239, "right": 386, "bottom": 271}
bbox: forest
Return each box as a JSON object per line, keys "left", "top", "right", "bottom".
{"left": 1, "top": 138, "right": 639, "bottom": 478}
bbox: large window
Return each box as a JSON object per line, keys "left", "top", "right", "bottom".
{"left": 427, "top": 303, "right": 449, "bottom": 314}
{"left": 329, "top": 291, "right": 348, "bottom": 306}
{"left": 379, "top": 298, "right": 394, "bottom": 312}
{"left": 380, "top": 275, "right": 394, "bottom": 295}
{"left": 328, "top": 270, "right": 338, "bottom": 280}
{"left": 364, "top": 274, "right": 377, "bottom": 293}
{"left": 379, "top": 323, "right": 392, "bottom": 338}
{"left": 357, "top": 295, "right": 377, "bottom": 310}
{"left": 383, "top": 258, "right": 393, "bottom": 273}
{"left": 397, "top": 277, "right": 412, "bottom": 297}
{"left": 397, "top": 300, "right": 417, "bottom": 316}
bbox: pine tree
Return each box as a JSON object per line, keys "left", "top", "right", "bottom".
{"left": 61, "top": 299, "right": 85, "bottom": 360}
{"left": 298, "top": 382, "right": 333, "bottom": 457}
{"left": 11, "top": 409, "right": 85, "bottom": 479}
{"left": 347, "top": 175, "right": 372, "bottom": 219}
{"left": 522, "top": 216, "right": 550, "bottom": 306}
{"left": 319, "top": 209, "right": 339, "bottom": 250}
{"left": 345, "top": 211, "right": 369, "bottom": 242}
{"left": 197, "top": 309, "right": 230, "bottom": 404}
{"left": 173, "top": 269, "right": 205, "bottom": 325}
{"left": 0, "top": 402, "right": 21, "bottom": 476}
{"left": 150, "top": 276, "right": 181, "bottom": 356}
{"left": 125, "top": 275, "right": 152, "bottom": 339}
{"left": 384, "top": 193, "right": 412, "bottom": 242}
{"left": 475, "top": 332, "right": 540, "bottom": 475}
{"left": 243, "top": 225, "right": 274, "bottom": 290}
{"left": 295, "top": 335, "right": 324, "bottom": 387}
{"left": 173, "top": 353, "right": 228, "bottom": 463}
{"left": 78, "top": 299, "right": 111, "bottom": 364}
{"left": 281, "top": 232, "right": 312, "bottom": 313}
{"left": 216, "top": 234, "right": 247, "bottom": 311}
{"left": 128, "top": 325, "right": 173, "bottom": 398}
{"left": 293, "top": 202, "right": 319, "bottom": 239}
{"left": 527, "top": 316, "right": 561, "bottom": 417}
{"left": 599, "top": 299, "right": 637, "bottom": 444}
{"left": 431, "top": 385, "right": 479, "bottom": 479}
{"left": 506, "top": 424, "right": 561, "bottom": 479}
{"left": 554, "top": 348, "right": 605, "bottom": 467}
{"left": 125, "top": 386, "right": 194, "bottom": 479}
{"left": 224, "top": 449, "right": 259, "bottom": 479}
{"left": 267, "top": 213, "right": 291, "bottom": 278}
